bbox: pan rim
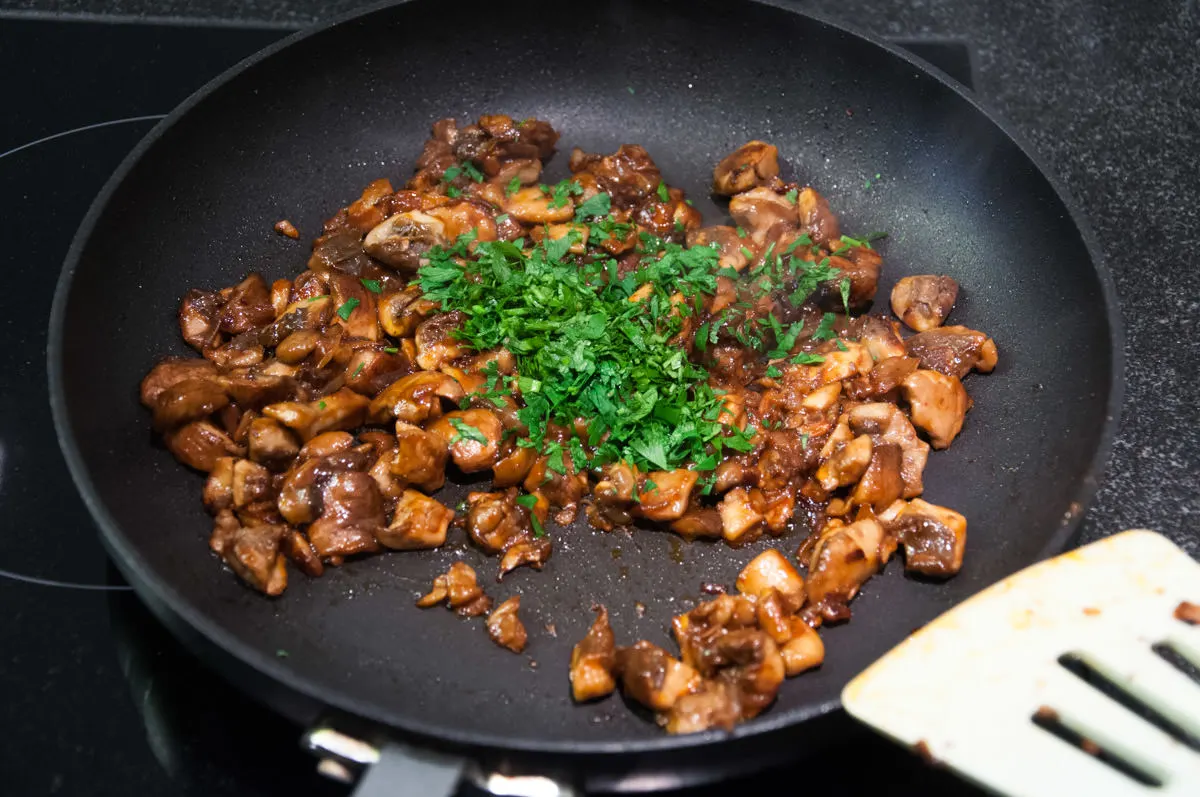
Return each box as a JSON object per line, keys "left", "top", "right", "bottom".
{"left": 47, "top": 0, "right": 1124, "bottom": 758}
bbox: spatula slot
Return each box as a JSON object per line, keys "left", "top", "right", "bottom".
{"left": 1030, "top": 705, "right": 1163, "bottom": 787}
{"left": 1153, "top": 643, "right": 1200, "bottom": 687}
{"left": 1057, "top": 653, "right": 1200, "bottom": 753}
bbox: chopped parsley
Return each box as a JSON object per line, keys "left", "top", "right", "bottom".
{"left": 462, "top": 161, "right": 485, "bottom": 182}
{"left": 784, "top": 188, "right": 798, "bottom": 205}
{"left": 812, "top": 312, "right": 838, "bottom": 341}
{"left": 336, "top": 298, "right": 360, "bottom": 321}
{"left": 360, "top": 278, "right": 382, "bottom": 294}
{"left": 495, "top": 213, "right": 510, "bottom": 224}
{"left": 515, "top": 494, "right": 539, "bottom": 509}
{"left": 545, "top": 179, "right": 583, "bottom": 209}
{"left": 656, "top": 182, "right": 670, "bottom": 202}
{"left": 383, "top": 346, "right": 399, "bottom": 354}
{"left": 317, "top": 401, "right": 327, "bottom": 410}
{"left": 448, "top": 417, "right": 489, "bottom": 446}
{"left": 765, "top": 365, "right": 783, "bottom": 378}
{"left": 575, "top": 192, "right": 611, "bottom": 220}
{"left": 505, "top": 176, "right": 522, "bottom": 196}
{"left": 442, "top": 166, "right": 463, "bottom": 182}
{"left": 790, "top": 352, "right": 826, "bottom": 365}
{"left": 530, "top": 512, "right": 547, "bottom": 538}
{"left": 352, "top": 361, "right": 366, "bottom": 379}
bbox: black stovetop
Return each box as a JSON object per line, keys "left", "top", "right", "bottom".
{"left": 0, "top": 17, "right": 986, "bottom": 796}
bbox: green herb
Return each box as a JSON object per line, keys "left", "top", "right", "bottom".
{"left": 446, "top": 185, "right": 462, "bottom": 198}
{"left": 352, "top": 361, "right": 366, "bottom": 379}
{"left": 685, "top": 198, "right": 694, "bottom": 206}
{"left": 812, "top": 312, "right": 837, "bottom": 341}
{"left": 442, "top": 166, "right": 463, "bottom": 182}
{"left": 736, "top": 227, "right": 747, "bottom": 238}
{"left": 787, "top": 256, "right": 842, "bottom": 307}
{"left": 276, "top": 649, "right": 289, "bottom": 658}
{"left": 515, "top": 494, "right": 539, "bottom": 509}
{"left": 740, "top": 246, "right": 754, "bottom": 260}
{"left": 765, "top": 365, "right": 783, "bottom": 378}
{"left": 800, "top": 433, "right": 810, "bottom": 447}
{"left": 839, "top": 277, "right": 851, "bottom": 315}
{"left": 336, "top": 298, "right": 360, "bottom": 321}
{"left": 575, "top": 192, "right": 611, "bottom": 219}
{"left": 546, "top": 179, "right": 583, "bottom": 209}
{"left": 496, "top": 213, "right": 510, "bottom": 224}
{"left": 306, "top": 294, "right": 326, "bottom": 303}
{"left": 530, "top": 512, "right": 547, "bottom": 538}
{"left": 462, "top": 161, "right": 485, "bottom": 182}
{"left": 790, "top": 352, "right": 826, "bottom": 365}
{"left": 383, "top": 346, "right": 399, "bottom": 354}
{"left": 642, "top": 479, "right": 658, "bottom": 492}
{"left": 360, "top": 278, "right": 382, "bottom": 294}
{"left": 656, "top": 182, "right": 670, "bottom": 202}
{"left": 784, "top": 188, "right": 798, "bottom": 205}
{"left": 448, "top": 417, "right": 489, "bottom": 446}
{"left": 506, "top": 176, "right": 522, "bottom": 196}
{"left": 627, "top": 86, "right": 635, "bottom": 95}
{"left": 318, "top": 401, "right": 327, "bottom": 410}
{"left": 836, "top": 339, "right": 849, "bottom": 351}
{"left": 767, "top": 321, "right": 804, "bottom": 359}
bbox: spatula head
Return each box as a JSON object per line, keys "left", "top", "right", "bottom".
{"left": 842, "top": 529, "right": 1200, "bottom": 797}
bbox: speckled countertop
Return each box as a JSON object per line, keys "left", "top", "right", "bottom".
{"left": 7, "top": 0, "right": 1198, "bottom": 555}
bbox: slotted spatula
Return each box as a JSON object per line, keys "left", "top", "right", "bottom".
{"left": 842, "top": 529, "right": 1200, "bottom": 796}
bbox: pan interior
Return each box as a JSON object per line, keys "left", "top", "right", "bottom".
{"left": 53, "top": 0, "right": 1115, "bottom": 752}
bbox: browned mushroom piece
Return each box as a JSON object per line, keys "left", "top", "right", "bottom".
{"left": 464, "top": 489, "right": 530, "bottom": 554}
{"left": 803, "top": 516, "right": 896, "bottom": 623}
{"left": 823, "top": 245, "right": 883, "bottom": 310}
{"left": 849, "top": 315, "right": 907, "bottom": 362}
{"left": 735, "top": 549, "right": 805, "bottom": 611}
{"left": 363, "top": 211, "right": 447, "bottom": 273}
{"left": 711, "top": 629, "right": 786, "bottom": 719}
{"left": 150, "top": 376, "right": 229, "bottom": 431}
{"left": 815, "top": 434, "right": 873, "bottom": 492}
{"left": 849, "top": 442, "right": 904, "bottom": 511}
{"left": 668, "top": 507, "right": 724, "bottom": 541}
{"left": 718, "top": 487, "right": 766, "bottom": 546}
{"left": 246, "top": 416, "right": 301, "bottom": 470}
{"left": 795, "top": 187, "right": 841, "bottom": 246}
{"left": 414, "top": 311, "right": 470, "bottom": 372}
{"left": 614, "top": 641, "right": 702, "bottom": 712}
{"left": 307, "top": 471, "right": 385, "bottom": 560}
{"left": 368, "top": 370, "right": 465, "bottom": 425}
{"left": 492, "top": 444, "right": 538, "bottom": 488}
{"left": 163, "top": 420, "right": 243, "bottom": 472}
{"left": 416, "top": 561, "right": 492, "bottom": 617}
{"left": 376, "top": 489, "right": 454, "bottom": 550}
{"left": 390, "top": 420, "right": 449, "bottom": 492}
{"left": 178, "top": 288, "right": 225, "bottom": 351}
{"left": 486, "top": 596, "right": 528, "bottom": 653}
{"left": 218, "top": 274, "right": 278, "bottom": 336}
{"left": 846, "top": 355, "right": 921, "bottom": 401}
{"left": 879, "top": 498, "right": 967, "bottom": 577}
{"left": 779, "top": 618, "right": 825, "bottom": 676}
{"left": 139, "top": 357, "right": 220, "bottom": 408}
{"left": 426, "top": 409, "right": 503, "bottom": 473}
{"left": 901, "top": 369, "right": 972, "bottom": 449}
{"left": 570, "top": 606, "right": 617, "bottom": 702}
{"left": 845, "top": 402, "right": 930, "bottom": 499}
{"left": 633, "top": 469, "right": 699, "bottom": 522}
{"left": 378, "top": 284, "right": 438, "bottom": 339}
{"left": 498, "top": 537, "right": 553, "bottom": 580}
{"left": 568, "top": 144, "right": 663, "bottom": 209}
{"left": 663, "top": 679, "right": 742, "bottom": 734}
{"left": 712, "top": 141, "right": 780, "bottom": 196}
{"left": 728, "top": 186, "right": 796, "bottom": 246}
{"left": 202, "top": 457, "right": 273, "bottom": 515}
{"left": 208, "top": 509, "right": 288, "bottom": 596}
{"left": 891, "top": 275, "right": 959, "bottom": 332}
{"left": 281, "top": 529, "right": 324, "bottom": 577}
{"left": 262, "top": 388, "right": 369, "bottom": 441}
{"left": 905, "top": 325, "right": 999, "bottom": 379}
{"left": 685, "top": 226, "right": 752, "bottom": 272}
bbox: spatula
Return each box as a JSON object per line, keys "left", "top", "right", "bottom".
{"left": 842, "top": 529, "right": 1200, "bottom": 796}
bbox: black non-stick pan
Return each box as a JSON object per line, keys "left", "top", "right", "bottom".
{"left": 49, "top": 0, "right": 1122, "bottom": 792}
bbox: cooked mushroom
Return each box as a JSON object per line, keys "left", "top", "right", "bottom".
{"left": 262, "top": 388, "right": 369, "bottom": 441}
{"left": 425, "top": 409, "right": 503, "bottom": 473}
{"left": 486, "top": 596, "right": 528, "bottom": 653}
{"left": 815, "top": 433, "right": 873, "bottom": 492}
{"left": 390, "top": 421, "right": 449, "bottom": 492}
{"left": 464, "top": 489, "right": 530, "bottom": 554}
{"left": 728, "top": 186, "right": 795, "bottom": 246}
{"left": 368, "top": 370, "right": 465, "bottom": 425}
{"left": 246, "top": 416, "right": 301, "bottom": 470}
{"left": 795, "top": 187, "right": 840, "bottom": 246}
{"left": 663, "top": 679, "right": 742, "bottom": 734}
{"left": 151, "top": 376, "right": 229, "bottom": 431}
{"left": 804, "top": 516, "right": 895, "bottom": 623}
{"left": 504, "top": 186, "right": 575, "bottom": 225}
{"left": 905, "top": 325, "right": 999, "bottom": 379}
{"left": 901, "top": 369, "right": 971, "bottom": 449}
{"left": 685, "top": 226, "right": 752, "bottom": 272}
{"left": 414, "top": 311, "right": 470, "bottom": 371}
{"left": 891, "top": 275, "right": 959, "bottom": 332}
{"left": 498, "top": 537, "right": 552, "bottom": 580}
{"left": 363, "top": 211, "right": 447, "bottom": 273}
{"left": 849, "top": 442, "right": 904, "bottom": 511}
{"left": 736, "top": 549, "right": 805, "bottom": 610}
{"left": 879, "top": 498, "right": 967, "bottom": 577}
{"left": 710, "top": 629, "right": 786, "bottom": 719}
{"left": 208, "top": 509, "right": 288, "bottom": 596}
{"left": 203, "top": 457, "right": 273, "bottom": 515}
{"left": 416, "top": 561, "right": 492, "bottom": 616}
{"left": 849, "top": 315, "right": 907, "bottom": 362}
{"left": 327, "top": 272, "right": 379, "bottom": 341}
{"left": 633, "top": 469, "right": 699, "bottom": 522}
{"left": 378, "top": 284, "right": 438, "bottom": 338}
{"left": 719, "top": 487, "right": 766, "bottom": 545}
{"left": 377, "top": 489, "right": 454, "bottom": 550}
{"left": 614, "top": 641, "right": 702, "bottom": 712}
{"left": 845, "top": 402, "right": 930, "bottom": 499}
{"left": 712, "top": 141, "right": 779, "bottom": 196}
{"left": 140, "top": 357, "right": 220, "bottom": 408}
{"left": 307, "top": 472, "right": 385, "bottom": 560}
{"left": 780, "top": 619, "right": 824, "bottom": 676}
{"left": 570, "top": 605, "right": 617, "bottom": 702}
{"left": 163, "top": 420, "right": 243, "bottom": 472}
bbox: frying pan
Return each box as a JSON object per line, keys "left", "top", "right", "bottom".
{"left": 49, "top": 0, "right": 1122, "bottom": 792}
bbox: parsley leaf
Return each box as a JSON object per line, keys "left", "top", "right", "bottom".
{"left": 351, "top": 361, "right": 366, "bottom": 379}
{"left": 462, "top": 161, "right": 484, "bottom": 182}
{"left": 812, "top": 312, "right": 838, "bottom": 340}
{"left": 448, "top": 417, "right": 489, "bottom": 446}
{"left": 785, "top": 188, "right": 798, "bottom": 205}
{"left": 442, "top": 166, "right": 463, "bottom": 182}
{"left": 575, "top": 192, "right": 611, "bottom": 220}
{"left": 505, "top": 176, "right": 522, "bottom": 196}
{"left": 765, "top": 365, "right": 783, "bottom": 378}
{"left": 656, "top": 182, "right": 670, "bottom": 202}
{"left": 383, "top": 346, "right": 399, "bottom": 354}
{"left": 515, "top": 494, "right": 538, "bottom": 509}
{"left": 790, "top": 352, "right": 826, "bottom": 365}
{"left": 336, "top": 298, "right": 360, "bottom": 321}
{"left": 360, "top": 278, "right": 382, "bottom": 294}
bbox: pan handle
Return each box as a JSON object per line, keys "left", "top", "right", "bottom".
{"left": 304, "top": 722, "right": 579, "bottom": 796}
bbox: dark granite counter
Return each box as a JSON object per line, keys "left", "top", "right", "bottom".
{"left": 9, "top": 0, "right": 1195, "bottom": 552}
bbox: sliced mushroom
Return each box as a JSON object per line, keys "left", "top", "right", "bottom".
{"left": 262, "top": 388, "right": 369, "bottom": 442}
{"left": 377, "top": 489, "right": 453, "bottom": 550}
{"left": 879, "top": 498, "right": 967, "bottom": 577}
{"left": 416, "top": 562, "right": 492, "bottom": 616}
{"left": 163, "top": 420, "right": 243, "bottom": 472}
{"left": 202, "top": 457, "right": 273, "bottom": 515}
{"left": 846, "top": 402, "right": 930, "bottom": 499}
{"left": 464, "top": 489, "right": 529, "bottom": 554}
{"left": 664, "top": 679, "right": 742, "bottom": 734}
{"left": 668, "top": 507, "right": 724, "bottom": 541}
{"left": 849, "top": 315, "right": 907, "bottom": 362}
{"left": 246, "top": 416, "right": 301, "bottom": 470}
{"left": 504, "top": 186, "right": 575, "bottom": 225}
{"left": 368, "top": 370, "right": 465, "bottom": 425}
{"left": 795, "top": 187, "right": 840, "bottom": 246}
{"left": 426, "top": 409, "right": 503, "bottom": 473}
{"left": 712, "top": 628, "right": 786, "bottom": 719}
{"left": 570, "top": 605, "right": 617, "bottom": 702}
{"left": 140, "top": 357, "right": 219, "bottom": 408}
{"left": 492, "top": 444, "right": 538, "bottom": 488}
{"left": 363, "top": 211, "right": 447, "bottom": 273}
{"left": 614, "top": 641, "right": 702, "bottom": 712}
{"left": 815, "top": 434, "right": 873, "bottom": 492}
{"left": 729, "top": 186, "right": 796, "bottom": 246}
{"left": 901, "top": 369, "right": 971, "bottom": 449}
{"left": 486, "top": 596, "right": 528, "bottom": 653}
{"left": 712, "top": 141, "right": 779, "bottom": 196}
{"left": 389, "top": 420, "right": 449, "bottom": 492}
{"left": 281, "top": 529, "right": 324, "bottom": 578}
{"left": 891, "top": 275, "right": 959, "bottom": 332}
{"left": 414, "top": 311, "right": 470, "bottom": 371}
{"left": 151, "top": 377, "right": 229, "bottom": 431}
{"left": 804, "top": 516, "right": 895, "bottom": 623}
{"left": 378, "top": 284, "right": 438, "bottom": 339}
{"left": 328, "top": 272, "right": 379, "bottom": 340}
{"left": 208, "top": 509, "right": 287, "bottom": 596}
{"left": 178, "top": 288, "right": 225, "bottom": 351}
{"left": 905, "top": 325, "right": 998, "bottom": 379}
{"left": 736, "top": 549, "right": 805, "bottom": 610}
{"left": 849, "top": 442, "right": 904, "bottom": 511}
{"left": 780, "top": 619, "right": 824, "bottom": 676}
{"left": 719, "top": 487, "right": 766, "bottom": 546}
{"left": 633, "top": 470, "right": 699, "bottom": 522}
{"left": 307, "top": 471, "right": 384, "bottom": 559}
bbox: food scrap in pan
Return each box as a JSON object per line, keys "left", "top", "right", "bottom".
{"left": 139, "top": 113, "right": 998, "bottom": 733}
